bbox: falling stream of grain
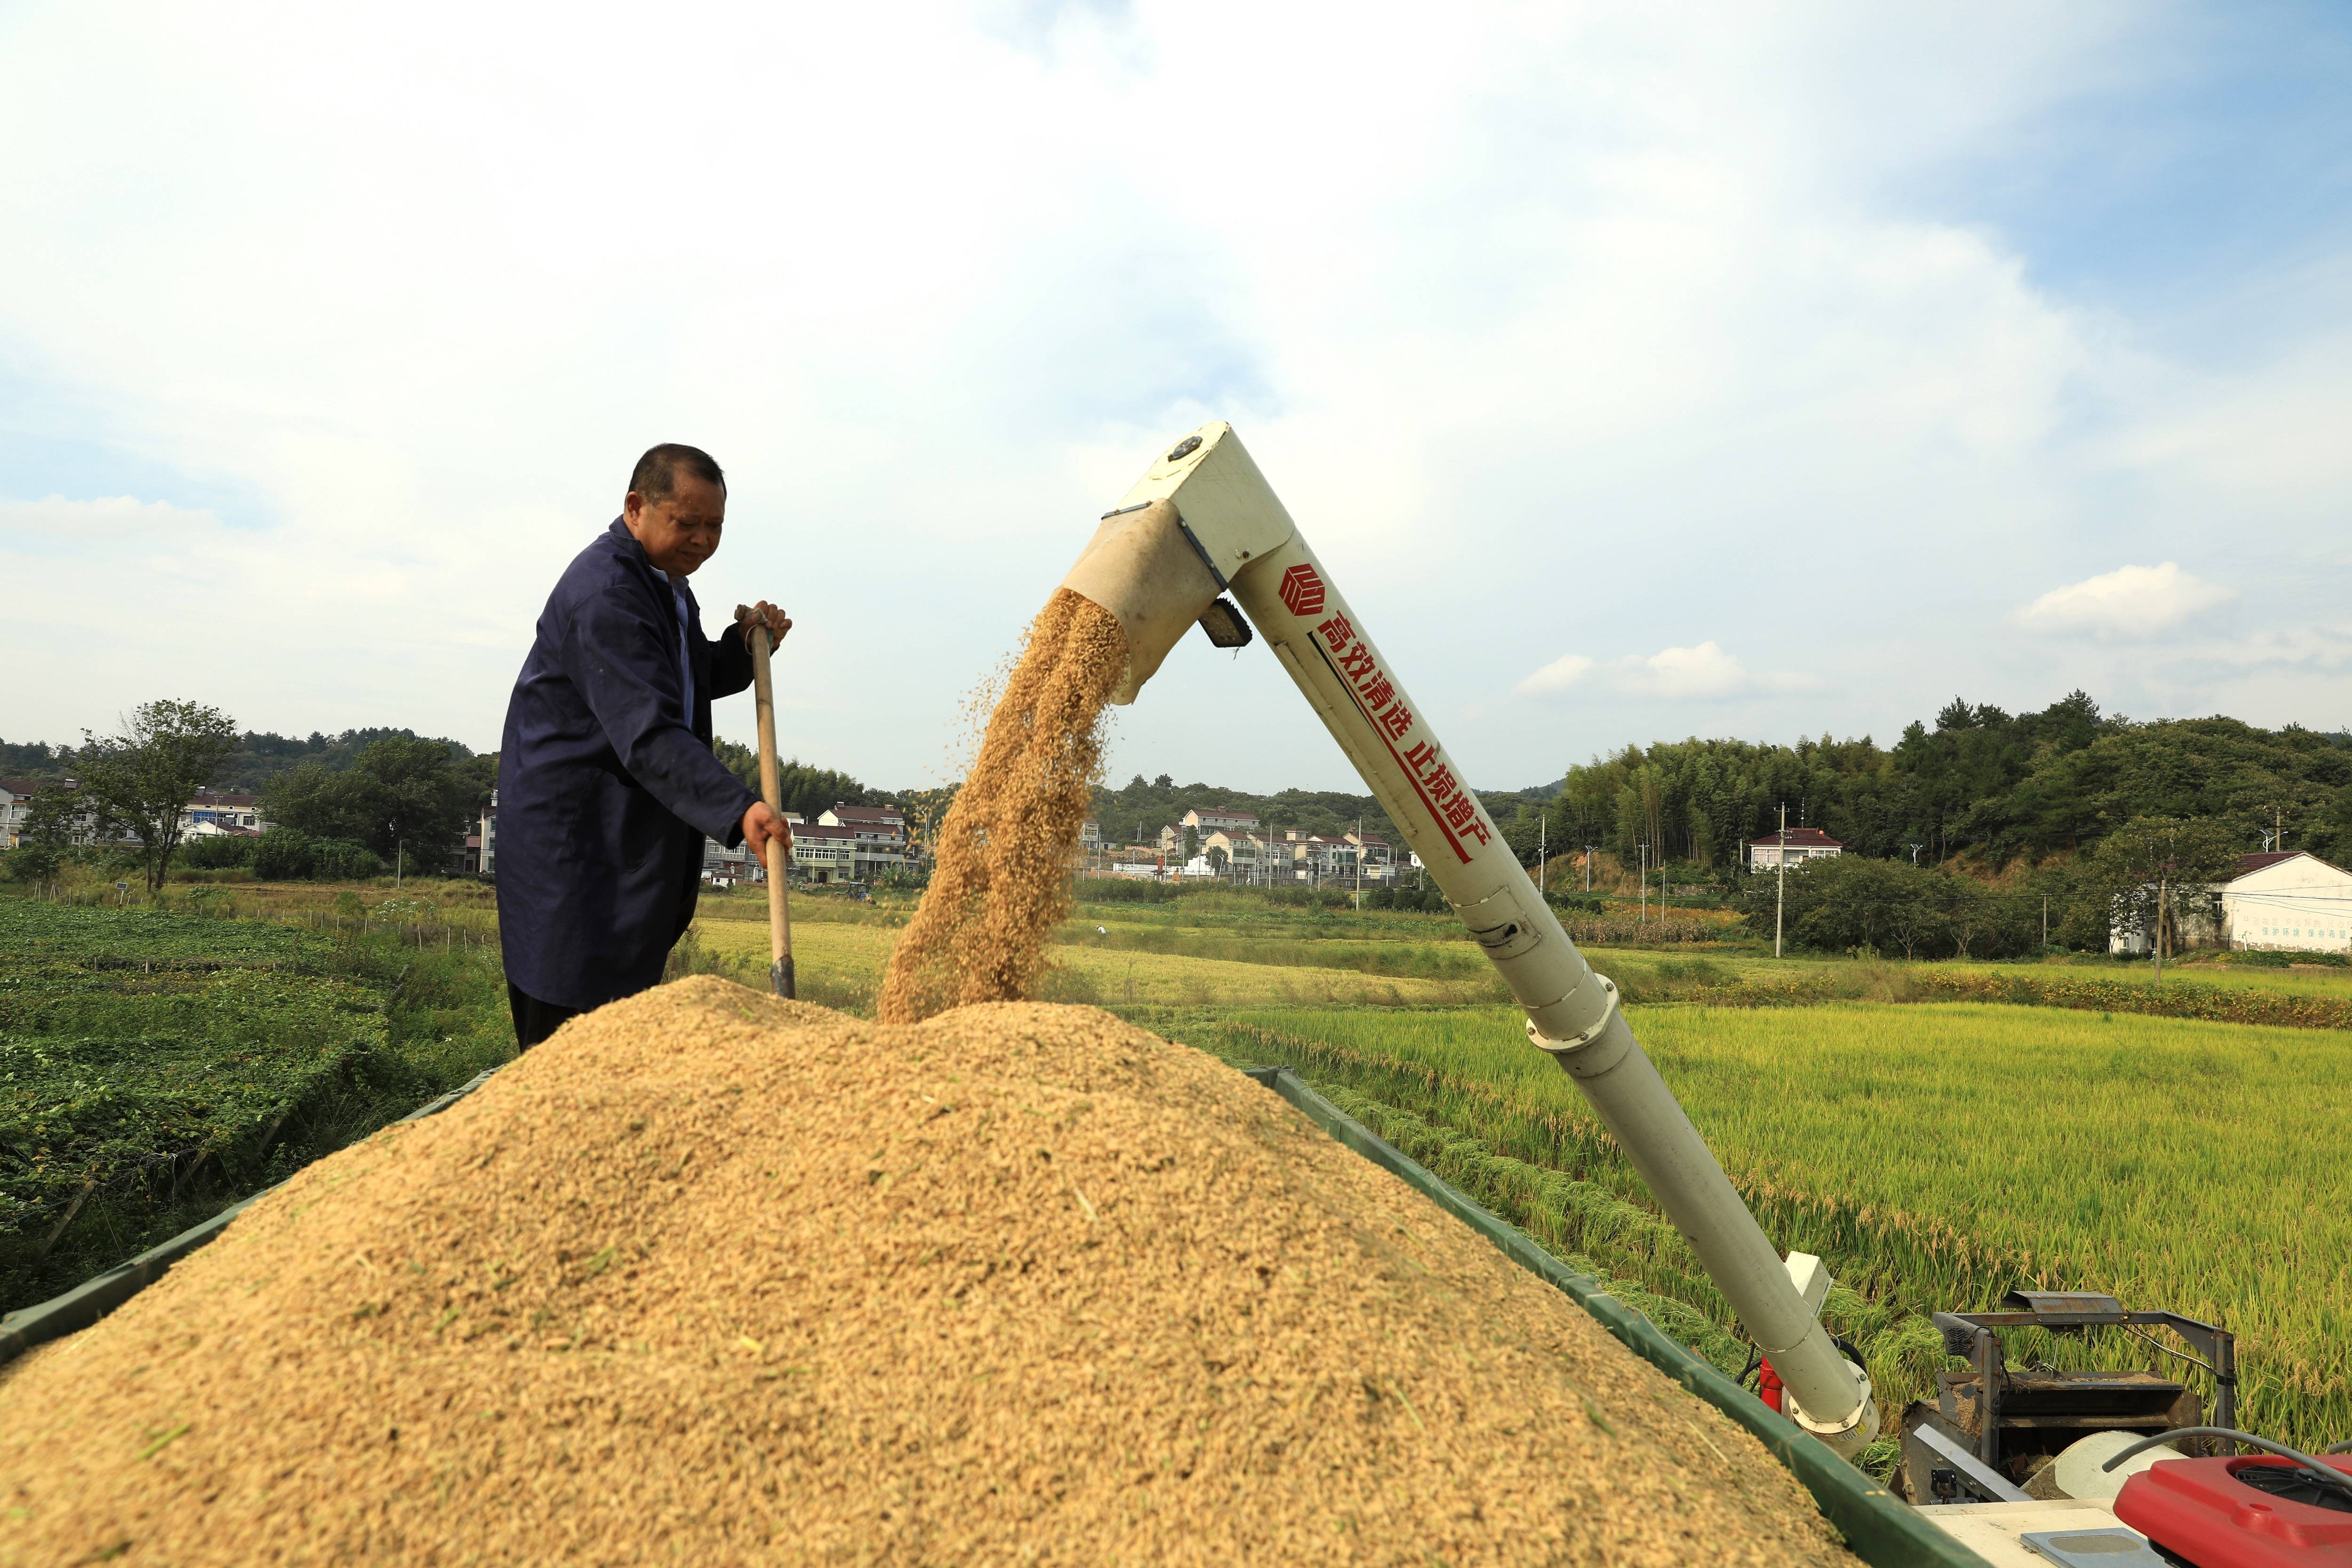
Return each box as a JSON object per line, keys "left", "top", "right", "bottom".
{"left": 878, "top": 589, "right": 1127, "bottom": 1024}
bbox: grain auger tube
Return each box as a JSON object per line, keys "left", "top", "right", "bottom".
{"left": 1059, "top": 422, "right": 1881, "bottom": 1461}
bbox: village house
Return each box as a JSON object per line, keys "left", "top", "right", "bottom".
{"left": 815, "top": 802, "right": 908, "bottom": 881}
{"left": 2114, "top": 850, "right": 2352, "bottom": 955}
{"left": 473, "top": 790, "right": 498, "bottom": 876}
{"left": 1182, "top": 806, "right": 1259, "bottom": 835}
{"left": 1346, "top": 830, "right": 1398, "bottom": 883}
{"left": 178, "top": 790, "right": 266, "bottom": 837}
{"left": 785, "top": 820, "right": 861, "bottom": 883}
{"left": 2224, "top": 851, "right": 2352, "bottom": 952}
{"left": 820, "top": 802, "right": 906, "bottom": 843}
{"left": 0, "top": 781, "right": 61, "bottom": 850}
{"left": 1748, "top": 826, "right": 1844, "bottom": 870}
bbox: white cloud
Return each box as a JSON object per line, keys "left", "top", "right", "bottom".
{"left": 0, "top": 5, "right": 2346, "bottom": 779}
{"left": 1516, "top": 653, "right": 1594, "bottom": 695}
{"left": 1517, "top": 642, "right": 1815, "bottom": 703}
{"left": 0, "top": 494, "right": 222, "bottom": 533}
{"left": 1619, "top": 642, "right": 1755, "bottom": 700}
{"left": 2016, "top": 563, "right": 2237, "bottom": 640}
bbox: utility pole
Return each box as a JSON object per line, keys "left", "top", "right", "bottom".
{"left": 1353, "top": 816, "right": 1362, "bottom": 912}
{"left": 1774, "top": 804, "right": 1788, "bottom": 960}
{"left": 1639, "top": 844, "right": 1650, "bottom": 923}
{"left": 1583, "top": 845, "right": 1599, "bottom": 893}
{"left": 1538, "top": 813, "right": 1546, "bottom": 898}
{"left": 396, "top": 840, "right": 405, "bottom": 890}
{"left": 2042, "top": 894, "right": 2049, "bottom": 949}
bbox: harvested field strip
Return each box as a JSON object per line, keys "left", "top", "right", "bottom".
{"left": 3, "top": 900, "right": 340, "bottom": 968}
{"left": 1181, "top": 1002, "right": 2352, "bottom": 1454}
{"left": 0, "top": 981, "right": 1856, "bottom": 1567}
{"left": 690, "top": 916, "right": 1499, "bottom": 1013}
{"left": 1053, "top": 920, "right": 1500, "bottom": 982}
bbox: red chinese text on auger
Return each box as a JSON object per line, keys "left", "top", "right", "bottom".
{"left": 1322, "top": 621, "right": 1491, "bottom": 854}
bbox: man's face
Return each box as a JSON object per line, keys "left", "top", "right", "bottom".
{"left": 623, "top": 471, "right": 726, "bottom": 576}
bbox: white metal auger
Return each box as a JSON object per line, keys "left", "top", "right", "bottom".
{"left": 1058, "top": 422, "right": 1879, "bottom": 1460}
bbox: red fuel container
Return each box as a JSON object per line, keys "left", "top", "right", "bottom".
{"left": 2114, "top": 1454, "right": 2352, "bottom": 1568}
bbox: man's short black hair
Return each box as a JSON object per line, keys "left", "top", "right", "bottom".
{"left": 628, "top": 443, "right": 726, "bottom": 502}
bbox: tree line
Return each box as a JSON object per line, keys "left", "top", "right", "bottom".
{"left": 1728, "top": 816, "right": 2244, "bottom": 961}
{"left": 3, "top": 704, "right": 494, "bottom": 890}
{"left": 1088, "top": 774, "right": 1403, "bottom": 850}
{"left": 1524, "top": 692, "right": 2352, "bottom": 875}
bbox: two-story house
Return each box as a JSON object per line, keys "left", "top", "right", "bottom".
{"left": 1748, "top": 827, "right": 1843, "bottom": 870}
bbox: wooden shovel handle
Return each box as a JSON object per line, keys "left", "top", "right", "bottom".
{"left": 735, "top": 605, "right": 794, "bottom": 997}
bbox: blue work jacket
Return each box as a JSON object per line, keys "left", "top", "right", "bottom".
{"left": 496, "top": 517, "right": 760, "bottom": 1009}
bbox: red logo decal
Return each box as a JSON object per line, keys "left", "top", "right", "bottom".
{"left": 1279, "top": 564, "right": 1325, "bottom": 617}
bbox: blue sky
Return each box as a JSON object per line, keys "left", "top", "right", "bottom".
{"left": 4, "top": 1, "right": 2350, "bottom": 792}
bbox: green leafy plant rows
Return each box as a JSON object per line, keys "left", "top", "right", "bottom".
{"left": 1176, "top": 1003, "right": 2352, "bottom": 1457}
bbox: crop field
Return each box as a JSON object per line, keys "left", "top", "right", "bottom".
{"left": 19, "top": 872, "right": 2352, "bottom": 1468}
{"left": 0, "top": 897, "right": 512, "bottom": 1311}
{"left": 1171, "top": 1000, "right": 2352, "bottom": 1454}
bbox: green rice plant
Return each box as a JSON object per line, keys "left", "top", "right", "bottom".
{"left": 1922, "top": 967, "right": 2352, "bottom": 1028}
{"left": 0, "top": 898, "right": 518, "bottom": 1313}
{"left": 1180, "top": 1001, "right": 2352, "bottom": 1452}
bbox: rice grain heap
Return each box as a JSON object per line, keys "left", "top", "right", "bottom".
{"left": 0, "top": 980, "right": 1855, "bottom": 1566}
{"left": 879, "top": 588, "right": 1126, "bottom": 1024}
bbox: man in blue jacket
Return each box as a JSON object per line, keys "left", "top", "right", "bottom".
{"left": 496, "top": 443, "right": 791, "bottom": 1048}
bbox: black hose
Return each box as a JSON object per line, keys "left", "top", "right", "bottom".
{"left": 2100, "top": 1428, "right": 2352, "bottom": 1500}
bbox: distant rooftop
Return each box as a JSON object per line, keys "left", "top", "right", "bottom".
{"left": 1748, "top": 827, "right": 1843, "bottom": 848}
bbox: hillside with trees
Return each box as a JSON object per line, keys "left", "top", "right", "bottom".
{"left": 1537, "top": 693, "right": 2352, "bottom": 874}
{"left": 1088, "top": 774, "right": 1402, "bottom": 848}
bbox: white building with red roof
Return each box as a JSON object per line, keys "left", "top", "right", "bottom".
{"left": 1747, "top": 826, "right": 1843, "bottom": 871}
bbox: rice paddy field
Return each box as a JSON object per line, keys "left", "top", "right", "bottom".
{"left": 15, "top": 875, "right": 2350, "bottom": 1470}
{"left": 1166, "top": 1002, "right": 2351, "bottom": 1455}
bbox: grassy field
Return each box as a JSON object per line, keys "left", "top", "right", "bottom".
{"left": 1170, "top": 1001, "right": 2350, "bottom": 1455}
{"left": 0, "top": 895, "right": 514, "bottom": 1311}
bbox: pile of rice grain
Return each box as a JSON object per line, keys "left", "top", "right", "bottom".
{"left": 0, "top": 979, "right": 1855, "bottom": 1566}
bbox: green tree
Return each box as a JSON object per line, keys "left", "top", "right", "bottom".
{"left": 262, "top": 764, "right": 382, "bottom": 845}
{"left": 2082, "top": 816, "right": 2244, "bottom": 980}
{"left": 263, "top": 738, "right": 474, "bottom": 869}
{"left": 76, "top": 700, "right": 240, "bottom": 893}
{"left": 712, "top": 739, "right": 881, "bottom": 821}
{"left": 8, "top": 785, "right": 86, "bottom": 883}
{"left": 361, "top": 737, "right": 474, "bottom": 868}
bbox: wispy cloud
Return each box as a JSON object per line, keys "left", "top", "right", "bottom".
{"left": 1516, "top": 642, "right": 1815, "bottom": 702}
{"left": 1515, "top": 653, "right": 1594, "bottom": 695}
{"left": 2016, "top": 562, "right": 2237, "bottom": 640}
